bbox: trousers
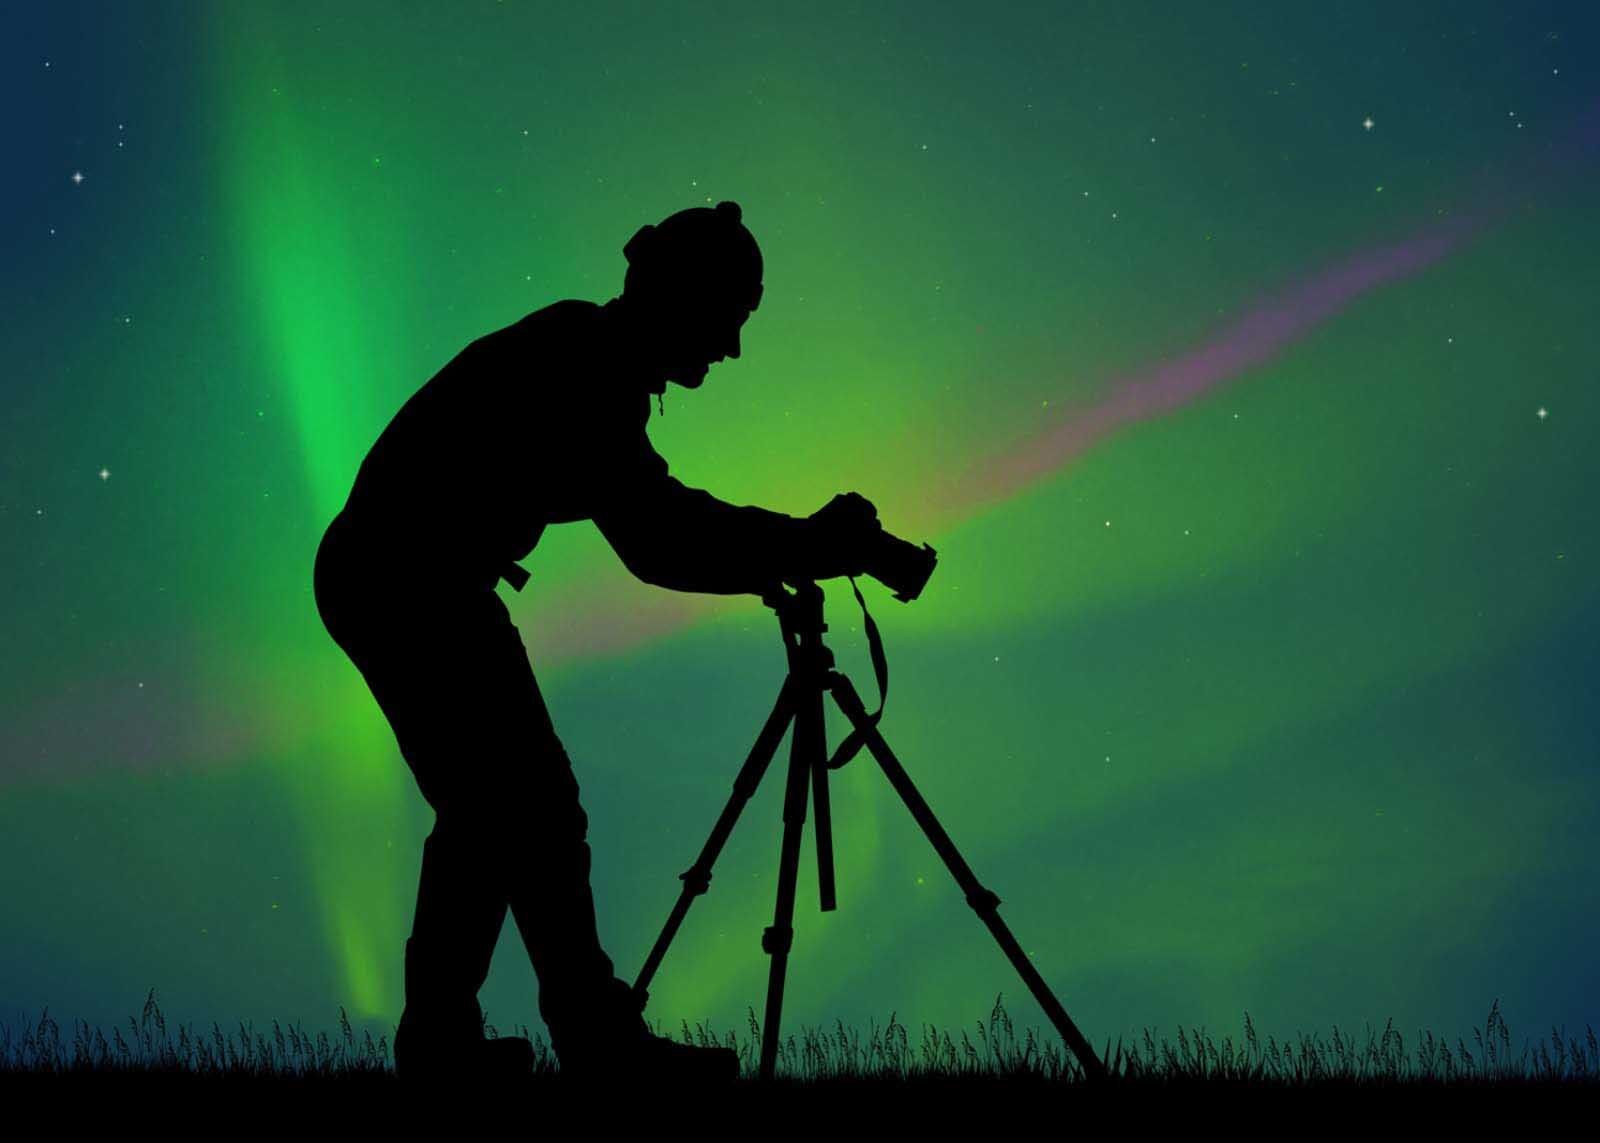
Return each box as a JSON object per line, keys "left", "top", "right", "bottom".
{"left": 312, "top": 510, "right": 633, "bottom": 1048}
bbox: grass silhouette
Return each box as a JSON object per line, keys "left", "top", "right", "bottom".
{"left": 2, "top": 990, "right": 1596, "bottom": 1095}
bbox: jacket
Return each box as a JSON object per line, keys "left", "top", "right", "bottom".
{"left": 335, "top": 298, "right": 812, "bottom": 596}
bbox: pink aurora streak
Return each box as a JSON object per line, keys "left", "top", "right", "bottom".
{"left": 948, "top": 93, "right": 1600, "bottom": 518}
{"left": 948, "top": 209, "right": 1488, "bottom": 518}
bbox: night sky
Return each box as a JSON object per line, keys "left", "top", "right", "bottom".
{"left": 3, "top": 2, "right": 1596, "bottom": 1056}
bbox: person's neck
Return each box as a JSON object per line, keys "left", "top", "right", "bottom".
{"left": 600, "top": 296, "right": 669, "bottom": 396}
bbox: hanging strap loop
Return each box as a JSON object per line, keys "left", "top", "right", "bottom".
{"left": 825, "top": 575, "right": 888, "bottom": 770}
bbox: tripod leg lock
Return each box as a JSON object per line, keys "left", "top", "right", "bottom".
{"left": 761, "top": 925, "right": 793, "bottom": 956}
{"left": 966, "top": 887, "right": 1002, "bottom": 915}
{"left": 679, "top": 867, "right": 713, "bottom": 896}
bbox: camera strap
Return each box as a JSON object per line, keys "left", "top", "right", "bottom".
{"left": 825, "top": 575, "right": 888, "bottom": 770}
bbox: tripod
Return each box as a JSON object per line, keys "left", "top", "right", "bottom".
{"left": 631, "top": 578, "right": 1106, "bottom": 1083}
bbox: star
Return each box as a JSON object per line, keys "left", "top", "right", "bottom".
{"left": 99, "top": 468, "right": 110, "bottom": 480}
{"left": 71, "top": 170, "right": 84, "bottom": 184}
{"left": 1537, "top": 406, "right": 1548, "bottom": 420}
{"left": 1362, "top": 116, "right": 1374, "bottom": 130}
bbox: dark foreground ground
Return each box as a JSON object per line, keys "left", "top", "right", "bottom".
{"left": 3, "top": 1067, "right": 1594, "bottom": 1133}
{"left": 4, "top": 994, "right": 1593, "bottom": 1121}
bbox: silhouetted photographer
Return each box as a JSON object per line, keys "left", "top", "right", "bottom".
{"left": 312, "top": 201, "right": 932, "bottom": 1085}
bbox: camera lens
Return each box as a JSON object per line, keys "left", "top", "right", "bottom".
{"left": 867, "top": 531, "right": 938, "bottom": 602}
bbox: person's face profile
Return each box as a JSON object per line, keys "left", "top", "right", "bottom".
{"left": 655, "top": 291, "right": 756, "bottom": 386}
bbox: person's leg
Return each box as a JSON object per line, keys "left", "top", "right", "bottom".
{"left": 398, "top": 821, "right": 509, "bottom": 1045}
{"left": 492, "top": 728, "right": 646, "bottom": 1056}
{"left": 451, "top": 623, "right": 642, "bottom": 1052}
{"left": 315, "top": 568, "right": 520, "bottom": 1050}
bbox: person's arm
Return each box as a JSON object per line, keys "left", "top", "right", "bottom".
{"left": 592, "top": 444, "right": 817, "bottom": 595}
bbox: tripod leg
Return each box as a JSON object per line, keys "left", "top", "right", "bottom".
{"left": 758, "top": 667, "right": 826, "bottom": 1081}
{"left": 827, "top": 672, "right": 1109, "bottom": 1082}
{"left": 812, "top": 719, "right": 837, "bottom": 913}
{"left": 634, "top": 674, "right": 799, "bottom": 1006}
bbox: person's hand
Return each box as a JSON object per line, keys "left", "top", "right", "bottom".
{"left": 798, "top": 492, "right": 882, "bottom": 580}
{"left": 811, "top": 490, "right": 879, "bottom": 532}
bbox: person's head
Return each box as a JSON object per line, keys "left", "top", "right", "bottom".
{"left": 617, "top": 200, "right": 763, "bottom": 389}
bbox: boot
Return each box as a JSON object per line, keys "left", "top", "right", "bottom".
{"left": 581, "top": 1028, "right": 740, "bottom": 1086}
{"left": 545, "top": 977, "right": 739, "bottom": 1085}
{"left": 394, "top": 936, "right": 535, "bottom": 1083}
{"left": 394, "top": 1022, "right": 537, "bottom": 1084}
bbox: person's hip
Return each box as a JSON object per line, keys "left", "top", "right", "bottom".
{"left": 315, "top": 509, "right": 510, "bottom": 651}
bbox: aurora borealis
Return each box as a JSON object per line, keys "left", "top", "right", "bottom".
{"left": 4, "top": 1, "right": 1596, "bottom": 1055}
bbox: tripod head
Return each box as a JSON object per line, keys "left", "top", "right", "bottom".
{"left": 758, "top": 575, "right": 889, "bottom": 776}
{"left": 758, "top": 578, "right": 823, "bottom": 624}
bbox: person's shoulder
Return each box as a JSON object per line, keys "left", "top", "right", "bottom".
{"left": 514, "top": 298, "right": 601, "bottom": 336}
{"left": 519, "top": 297, "right": 601, "bottom": 326}
{"left": 472, "top": 299, "right": 600, "bottom": 353}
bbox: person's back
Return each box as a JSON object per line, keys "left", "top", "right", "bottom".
{"left": 334, "top": 298, "right": 653, "bottom": 593}
{"left": 312, "top": 201, "right": 884, "bottom": 1085}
